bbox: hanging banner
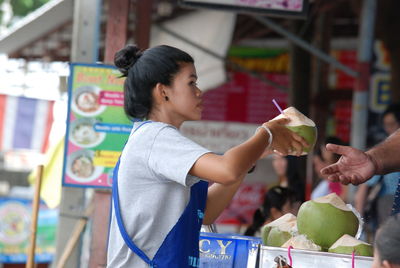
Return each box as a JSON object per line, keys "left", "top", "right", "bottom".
{"left": 0, "top": 198, "right": 57, "bottom": 263}
{"left": 63, "top": 63, "right": 131, "bottom": 188}
{"left": 0, "top": 94, "right": 54, "bottom": 153}
{"left": 181, "top": 0, "right": 309, "bottom": 18}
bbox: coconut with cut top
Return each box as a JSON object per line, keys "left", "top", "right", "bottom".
{"left": 297, "top": 193, "right": 359, "bottom": 250}
{"left": 282, "top": 234, "right": 322, "bottom": 251}
{"left": 328, "top": 234, "right": 373, "bottom": 256}
{"left": 272, "top": 106, "right": 317, "bottom": 155}
{"left": 261, "top": 213, "right": 297, "bottom": 247}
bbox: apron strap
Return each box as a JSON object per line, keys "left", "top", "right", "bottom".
{"left": 111, "top": 121, "right": 155, "bottom": 266}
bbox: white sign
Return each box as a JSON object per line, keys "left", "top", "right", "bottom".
{"left": 181, "top": 120, "right": 258, "bottom": 153}
{"left": 181, "top": 0, "right": 309, "bottom": 18}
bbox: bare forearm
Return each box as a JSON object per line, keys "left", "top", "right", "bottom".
{"left": 203, "top": 175, "right": 245, "bottom": 225}
{"left": 222, "top": 130, "right": 268, "bottom": 179}
{"left": 367, "top": 129, "right": 400, "bottom": 174}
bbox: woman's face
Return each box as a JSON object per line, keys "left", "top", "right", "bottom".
{"left": 165, "top": 62, "right": 203, "bottom": 124}
{"left": 272, "top": 155, "right": 288, "bottom": 177}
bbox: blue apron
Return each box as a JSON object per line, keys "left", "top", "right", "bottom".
{"left": 112, "top": 122, "right": 208, "bottom": 267}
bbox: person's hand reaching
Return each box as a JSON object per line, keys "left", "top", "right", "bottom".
{"left": 320, "top": 144, "right": 378, "bottom": 185}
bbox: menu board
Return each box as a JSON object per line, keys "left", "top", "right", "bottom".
{"left": 62, "top": 63, "right": 131, "bottom": 188}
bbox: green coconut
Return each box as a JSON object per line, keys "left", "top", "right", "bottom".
{"left": 282, "top": 234, "right": 322, "bottom": 251}
{"left": 297, "top": 193, "right": 359, "bottom": 250}
{"left": 273, "top": 106, "right": 317, "bottom": 155}
{"left": 262, "top": 213, "right": 297, "bottom": 247}
{"left": 328, "top": 234, "right": 373, "bottom": 257}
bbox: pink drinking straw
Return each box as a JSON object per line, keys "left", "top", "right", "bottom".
{"left": 287, "top": 245, "right": 293, "bottom": 266}
{"left": 272, "top": 99, "right": 284, "bottom": 115}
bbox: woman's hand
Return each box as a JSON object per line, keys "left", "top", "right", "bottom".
{"left": 264, "top": 118, "right": 309, "bottom": 156}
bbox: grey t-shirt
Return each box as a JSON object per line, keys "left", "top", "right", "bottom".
{"left": 107, "top": 121, "right": 210, "bottom": 267}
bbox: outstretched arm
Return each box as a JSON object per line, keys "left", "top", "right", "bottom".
{"left": 366, "top": 129, "right": 400, "bottom": 175}
{"left": 190, "top": 118, "right": 308, "bottom": 185}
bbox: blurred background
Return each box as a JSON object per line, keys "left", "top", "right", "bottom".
{"left": 0, "top": 0, "right": 399, "bottom": 267}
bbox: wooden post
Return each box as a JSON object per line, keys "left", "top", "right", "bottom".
{"left": 135, "top": 0, "right": 153, "bottom": 49}
{"left": 104, "top": 0, "right": 130, "bottom": 63}
{"left": 56, "top": 201, "right": 94, "bottom": 268}
{"left": 26, "top": 165, "right": 44, "bottom": 268}
{"left": 87, "top": 1, "right": 130, "bottom": 267}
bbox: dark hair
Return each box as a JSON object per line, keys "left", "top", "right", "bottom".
{"left": 375, "top": 215, "right": 400, "bottom": 265}
{"left": 382, "top": 103, "right": 400, "bottom": 124}
{"left": 114, "top": 45, "right": 194, "bottom": 119}
{"left": 244, "top": 186, "right": 296, "bottom": 236}
{"left": 286, "top": 156, "right": 306, "bottom": 202}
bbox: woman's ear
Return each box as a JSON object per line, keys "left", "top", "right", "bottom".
{"left": 153, "top": 83, "right": 168, "bottom": 103}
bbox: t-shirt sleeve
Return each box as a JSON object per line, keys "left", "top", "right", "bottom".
{"left": 148, "top": 126, "right": 211, "bottom": 186}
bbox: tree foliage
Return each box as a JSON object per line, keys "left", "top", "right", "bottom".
{"left": 11, "top": 0, "right": 50, "bottom": 16}
{"left": 1, "top": 0, "right": 50, "bottom": 28}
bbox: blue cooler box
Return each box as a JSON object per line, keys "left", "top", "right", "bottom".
{"left": 199, "top": 232, "right": 261, "bottom": 268}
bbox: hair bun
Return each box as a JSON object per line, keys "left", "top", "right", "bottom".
{"left": 114, "top": 45, "right": 142, "bottom": 76}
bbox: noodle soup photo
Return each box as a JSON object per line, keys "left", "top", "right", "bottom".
{"left": 66, "top": 150, "right": 104, "bottom": 183}
{"left": 69, "top": 118, "right": 106, "bottom": 148}
{"left": 71, "top": 85, "right": 106, "bottom": 117}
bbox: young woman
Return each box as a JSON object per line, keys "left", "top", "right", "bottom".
{"left": 244, "top": 186, "right": 298, "bottom": 237}
{"left": 107, "top": 45, "right": 308, "bottom": 267}
{"left": 372, "top": 215, "right": 400, "bottom": 268}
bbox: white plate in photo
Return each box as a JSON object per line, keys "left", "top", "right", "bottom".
{"left": 66, "top": 149, "right": 104, "bottom": 183}
{"left": 71, "top": 85, "right": 106, "bottom": 117}
{"left": 69, "top": 118, "right": 106, "bottom": 148}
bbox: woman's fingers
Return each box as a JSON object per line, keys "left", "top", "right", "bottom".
{"left": 292, "top": 132, "right": 309, "bottom": 148}
{"left": 272, "top": 117, "right": 290, "bottom": 125}
{"left": 291, "top": 140, "right": 304, "bottom": 156}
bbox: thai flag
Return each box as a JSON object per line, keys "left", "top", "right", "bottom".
{"left": 0, "top": 94, "right": 54, "bottom": 153}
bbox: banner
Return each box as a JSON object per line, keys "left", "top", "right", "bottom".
{"left": 0, "top": 198, "right": 57, "bottom": 263}
{"left": 182, "top": 0, "right": 309, "bottom": 18}
{"left": 0, "top": 94, "right": 54, "bottom": 153}
{"left": 63, "top": 63, "right": 131, "bottom": 188}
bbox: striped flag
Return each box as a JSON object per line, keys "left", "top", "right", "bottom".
{"left": 0, "top": 94, "right": 54, "bottom": 153}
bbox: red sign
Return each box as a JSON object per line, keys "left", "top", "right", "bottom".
{"left": 216, "top": 182, "right": 267, "bottom": 225}
{"left": 202, "top": 72, "right": 288, "bottom": 124}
